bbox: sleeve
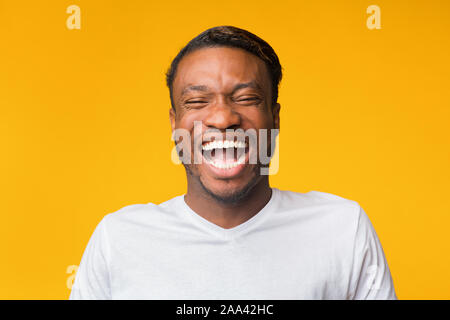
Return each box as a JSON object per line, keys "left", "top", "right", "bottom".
{"left": 69, "top": 217, "right": 112, "bottom": 300}
{"left": 348, "top": 206, "right": 397, "bottom": 300}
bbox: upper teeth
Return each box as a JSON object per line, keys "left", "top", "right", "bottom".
{"left": 202, "top": 140, "right": 246, "bottom": 151}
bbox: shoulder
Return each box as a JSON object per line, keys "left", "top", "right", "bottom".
{"left": 276, "top": 188, "right": 360, "bottom": 211}
{"left": 273, "top": 188, "right": 362, "bottom": 228}
{"left": 99, "top": 196, "right": 182, "bottom": 233}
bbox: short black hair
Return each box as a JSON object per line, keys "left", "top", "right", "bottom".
{"left": 166, "top": 26, "right": 282, "bottom": 109}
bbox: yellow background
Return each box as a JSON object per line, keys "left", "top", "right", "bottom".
{"left": 1, "top": 0, "right": 449, "bottom": 299}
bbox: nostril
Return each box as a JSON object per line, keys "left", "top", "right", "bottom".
{"left": 226, "top": 124, "right": 241, "bottom": 131}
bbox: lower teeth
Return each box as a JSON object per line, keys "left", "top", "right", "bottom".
{"left": 205, "top": 155, "right": 245, "bottom": 170}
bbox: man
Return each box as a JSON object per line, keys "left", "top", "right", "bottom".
{"left": 70, "top": 26, "right": 397, "bottom": 299}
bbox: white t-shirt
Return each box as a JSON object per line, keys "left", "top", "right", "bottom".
{"left": 70, "top": 188, "right": 397, "bottom": 300}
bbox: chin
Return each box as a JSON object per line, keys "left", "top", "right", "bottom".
{"left": 200, "top": 175, "right": 260, "bottom": 205}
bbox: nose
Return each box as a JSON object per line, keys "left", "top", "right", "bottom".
{"left": 203, "top": 97, "right": 241, "bottom": 130}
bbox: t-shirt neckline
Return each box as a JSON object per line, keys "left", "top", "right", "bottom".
{"left": 176, "top": 188, "right": 278, "bottom": 241}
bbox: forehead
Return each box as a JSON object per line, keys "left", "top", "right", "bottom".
{"left": 173, "top": 47, "right": 271, "bottom": 95}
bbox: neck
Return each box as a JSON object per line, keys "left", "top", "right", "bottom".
{"left": 184, "top": 176, "right": 272, "bottom": 229}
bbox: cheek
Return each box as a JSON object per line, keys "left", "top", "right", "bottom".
{"left": 241, "top": 109, "right": 274, "bottom": 130}
{"left": 175, "top": 110, "right": 204, "bottom": 130}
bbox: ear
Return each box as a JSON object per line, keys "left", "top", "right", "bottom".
{"left": 169, "top": 107, "right": 176, "bottom": 132}
{"left": 272, "top": 103, "right": 280, "bottom": 130}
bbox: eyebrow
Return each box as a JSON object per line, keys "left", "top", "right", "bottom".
{"left": 231, "top": 81, "right": 262, "bottom": 94}
{"left": 180, "top": 85, "right": 209, "bottom": 97}
{"left": 181, "top": 81, "right": 262, "bottom": 97}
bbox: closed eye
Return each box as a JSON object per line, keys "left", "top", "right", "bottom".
{"left": 186, "top": 100, "right": 207, "bottom": 103}
{"left": 234, "top": 96, "right": 262, "bottom": 104}
{"left": 183, "top": 99, "right": 208, "bottom": 109}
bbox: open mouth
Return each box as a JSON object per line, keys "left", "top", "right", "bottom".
{"left": 200, "top": 138, "right": 249, "bottom": 171}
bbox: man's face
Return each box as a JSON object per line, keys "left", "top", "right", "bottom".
{"left": 170, "top": 46, "right": 280, "bottom": 202}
